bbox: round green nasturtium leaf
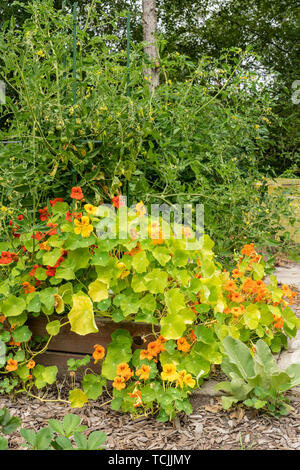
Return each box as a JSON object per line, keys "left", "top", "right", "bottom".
{"left": 160, "top": 308, "right": 195, "bottom": 340}
{"left": 2, "top": 296, "right": 26, "bottom": 317}
{"left": 33, "top": 365, "right": 58, "bottom": 389}
{"left": 39, "top": 288, "right": 57, "bottom": 311}
{"left": 68, "top": 293, "right": 98, "bottom": 335}
{"left": 88, "top": 280, "right": 108, "bottom": 303}
{"left": 12, "top": 326, "right": 32, "bottom": 343}
{"left": 172, "top": 249, "right": 189, "bottom": 267}
{"left": 82, "top": 374, "right": 106, "bottom": 400}
{"left": 102, "top": 329, "right": 133, "bottom": 380}
{"left": 131, "top": 274, "right": 147, "bottom": 293}
{"left": 16, "top": 364, "right": 30, "bottom": 382}
{"left": 131, "top": 251, "right": 149, "bottom": 273}
{"left": 58, "top": 282, "right": 73, "bottom": 305}
{"left": 69, "top": 389, "right": 88, "bottom": 408}
{"left": 152, "top": 246, "right": 171, "bottom": 266}
{"left": 26, "top": 292, "right": 41, "bottom": 313}
{"left": 164, "top": 288, "right": 186, "bottom": 315}
{"left": 144, "top": 269, "right": 168, "bottom": 294}
{"left": 8, "top": 312, "right": 28, "bottom": 327}
{"left": 42, "top": 248, "right": 62, "bottom": 267}
{"left": 46, "top": 320, "right": 61, "bottom": 336}
{"left": 244, "top": 304, "right": 261, "bottom": 330}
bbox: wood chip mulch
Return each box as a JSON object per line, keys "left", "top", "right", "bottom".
{"left": 2, "top": 260, "right": 300, "bottom": 451}
{"left": 2, "top": 388, "right": 300, "bottom": 451}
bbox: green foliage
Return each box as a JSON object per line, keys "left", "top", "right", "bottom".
{"left": 0, "top": 407, "right": 21, "bottom": 450}
{"left": 20, "top": 414, "right": 106, "bottom": 450}
{"left": 0, "top": 0, "right": 296, "bottom": 262}
{"left": 0, "top": 407, "right": 107, "bottom": 450}
{"left": 216, "top": 337, "right": 300, "bottom": 417}
{"left": 0, "top": 193, "right": 298, "bottom": 421}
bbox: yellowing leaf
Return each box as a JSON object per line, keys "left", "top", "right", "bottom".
{"left": 54, "top": 294, "right": 65, "bottom": 314}
{"left": 68, "top": 293, "right": 98, "bottom": 335}
{"left": 88, "top": 280, "right": 108, "bottom": 302}
{"left": 69, "top": 389, "right": 88, "bottom": 408}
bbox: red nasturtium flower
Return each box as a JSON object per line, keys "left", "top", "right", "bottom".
{"left": 39, "top": 206, "right": 49, "bottom": 221}
{"left": 32, "top": 231, "right": 45, "bottom": 241}
{"left": 29, "top": 264, "right": 40, "bottom": 277}
{"left": 0, "top": 251, "right": 18, "bottom": 265}
{"left": 49, "top": 198, "right": 64, "bottom": 207}
{"left": 46, "top": 222, "right": 58, "bottom": 236}
{"left": 70, "top": 186, "right": 84, "bottom": 200}
{"left": 45, "top": 266, "right": 56, "bottom": 277}
{"left": 112, "top": 195, "right": 125, "bottom": 209}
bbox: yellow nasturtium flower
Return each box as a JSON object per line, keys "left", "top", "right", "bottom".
{"left": 161, "top": 364, "right": 178, "bottom": 382}
{"left": 136, "top": 201, "right": 146, "bottom": 217}
{"left": 84, "top": 204, "right": 97, "bottom": 216}
{"left": 74, "top": 216, "right": 94, "bottom": 238}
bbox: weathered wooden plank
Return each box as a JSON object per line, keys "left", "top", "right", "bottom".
{"left": 27, "top": 316, "right": 159, "bottom": 355}
{"left": 34, "top": 350, "right": 99, "bottom": 375}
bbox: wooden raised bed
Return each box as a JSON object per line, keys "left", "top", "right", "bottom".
{"left": 27, "top": 316, "right": 159, "bottom": 375}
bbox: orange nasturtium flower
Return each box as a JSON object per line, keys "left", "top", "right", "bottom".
{"left": 129, "top": 388, "right": 143, "bottom": 408}
{"left": 147, "top": 341, "right": 162, "bottom": 357}
{"left": 232, "top": 269, "right": 243, "bottom": 278}
{"left": 161, "top": 364, "right": 178, "bottom": 382}
{"left": 23, "top": 282, "right": 36, "bottom": 294}
{"left": 0, "top": 315, "right": 5, "bottom": 324}
{"left": 274, "top": 317, "right": 284, "bottom": 329}
{"left": 112, "top": 376, "right": 126, "bottom": 391}
{"left": 92, "top": 344, "right": 105, "bottom": 364}
{"left": 74, "top": 216, "right": 94, "bottom": 238}
{"left": 140, "top": 349, "right": 153, "bottom": 361}
{"left": 148, "top": 222, "right": 164, "bottom": 246}
{"left": 70, "top": 186, "right": 84, "bottom": 200}
{"left": 5, "top": 359, "right": 18, "bottom": 372}
{"left": 224, "top": 280, "right": 237, "bottom": 292}
{"left": 116, "top": 362, "right": 132, "bottom": 378}
{"left": 230, "top": 292, "right": 245, "bottom": 303}
{"left": 182, "top": 226, "right": 193, "bottom": 239}
{"left": 26, "top": 359, "right": 36, "bottom": 369}
{"left": 241, "top": 243, "right": 255, "bottom": 257}
{"left": 39, "top": 240, "right": 51, "bottom": 251}
{"left": 177, "top": 337, "right": 191, "bottom": 353}
{"left": 135, "top": 364, "right": 150, "bottom": 381}
{"left": 231, "top": 306, "right": 244, "bottom": 318}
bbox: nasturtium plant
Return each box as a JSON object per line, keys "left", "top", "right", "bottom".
{"left": 0, "top": 189, "right": 298, "bottom": 421}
